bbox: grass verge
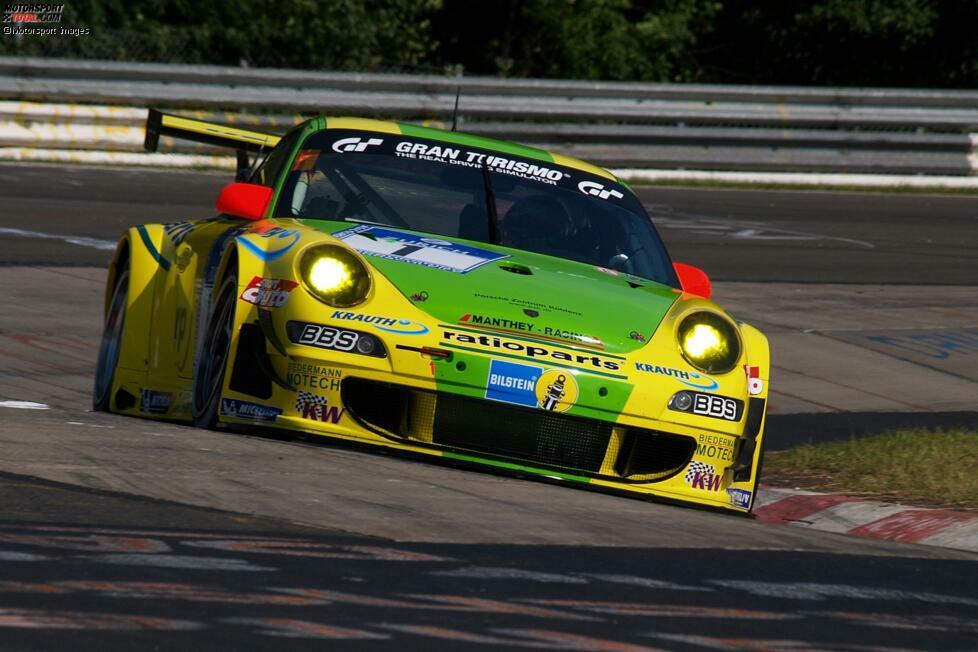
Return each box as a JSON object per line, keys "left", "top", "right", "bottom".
{"left": 762, "top": 428, "right": 978, "bottom": 511}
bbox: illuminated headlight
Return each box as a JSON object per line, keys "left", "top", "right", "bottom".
{"left": 298, "top": 244, "right": 371, "bottom": 307}
{"left": 677, "top": 312, "right": 740, "bottom": 374}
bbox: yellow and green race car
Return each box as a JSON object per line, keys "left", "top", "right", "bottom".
{"left": 94, "top": 110, "right": 770, "bottom": 513}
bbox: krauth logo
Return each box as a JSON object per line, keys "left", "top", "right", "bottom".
{"left": 634, "top": 363, "right": 718, "bottom": 390}
{"left": 332, "top": 137, "right": 383, "bottom": 153}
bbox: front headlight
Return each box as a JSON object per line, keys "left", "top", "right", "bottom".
{"left": 298, "top": 244, "right": 371, "bottom": 307}
{"left": 677, "top": 311, "right": 740, "bottom": 374}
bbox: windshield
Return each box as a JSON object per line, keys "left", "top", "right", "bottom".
{"left": 275, "top": 129, "right": 678, "bottom": 286}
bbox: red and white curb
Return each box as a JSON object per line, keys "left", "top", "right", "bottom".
{"left": 754, "top": 486, "right": 978, "bottom": 554}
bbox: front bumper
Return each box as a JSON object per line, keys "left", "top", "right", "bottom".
{"left": 219, "top": 306, "right": 767, "bottom": 513}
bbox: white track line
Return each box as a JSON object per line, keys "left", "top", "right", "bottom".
{"left": 0, "top": 227, "right": 117, "bottom": 250}
{"left": 0, "top": 400, "right": 50, "bottom": 409}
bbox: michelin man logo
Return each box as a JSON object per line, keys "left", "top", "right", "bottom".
{"left": 332, "top": 137, "right": 384, "bottom": 153}
{"left": 578, "top": 180, "right": 624, "bottom": 201}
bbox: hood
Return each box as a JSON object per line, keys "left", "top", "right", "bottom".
{"left": 305, "top": 220, "right": 679, "bottom": 354}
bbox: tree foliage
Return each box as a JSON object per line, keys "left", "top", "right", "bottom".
{"left": 4, "top": 0, "right": 978, "bottom": 87}
{"left": 433, "top": 0, "right": 719, "bottom": 81}
{"left": 2, "top": 0, "right": 441, "bottom": 70}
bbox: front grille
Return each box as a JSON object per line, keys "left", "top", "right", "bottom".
{"left": 614, "top": 430, "right": 696, "bottom": 482}
{"left": 433, "top": 392, "right": 612, "bottom": 473}
{"left": 341, "top": 378, "right": 694, "bottom": 481}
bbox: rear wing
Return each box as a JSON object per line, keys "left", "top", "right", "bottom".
{"left": 144, "top": 108, "right": 282, "bottom": 177}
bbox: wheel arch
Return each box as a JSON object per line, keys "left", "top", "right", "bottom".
{"left": 214, "top": 240, "right": 240, "bottom": 293}
{"left": 102, "top": 236, "right": 130, "bottom": 319}
{"left": 192, "top": 241, "right": 245, "bottom": 428}
{"left": 740, "top": 322, "right": 770, "bottom": 380}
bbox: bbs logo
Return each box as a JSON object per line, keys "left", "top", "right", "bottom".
{"left": 332, "top": 137, "right": 383, "bottom": 153}
{"left": 578, "top": 181, "right": 624, "bottom": 200}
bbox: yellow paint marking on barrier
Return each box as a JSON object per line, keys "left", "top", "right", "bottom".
{"left": 0, "top": 101, "right": 146, "bottom": 122}
{"left": 0, "top": 147, "right": 236, "bottom": 170}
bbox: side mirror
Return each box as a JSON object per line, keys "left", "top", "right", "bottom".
{"left": 215, "top": 182, "right": 273, "bottom": 221}
{"left": 673, "top": 262, "right": 712, "bottom": 299}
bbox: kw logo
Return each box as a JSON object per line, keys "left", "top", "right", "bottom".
{"left": 690, "top": 472, "right": 722, "bottom": 492}
{"left": 332, "top": 137, "right": 384, "bottom": 153}
{"left": 295, "top": 391, "right": 345, "bottom": 424}
{"left": 578, "top": 181, "right": 624, "bottom": 200}
{"left": 685, "top": 462, "right": 722, "bottom": 492}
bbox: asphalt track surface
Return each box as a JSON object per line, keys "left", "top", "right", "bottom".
{"left": 2, "top": 163, "right": 978, "bottom": 649}
{"left": 3, "top": 471, "right": 978, "bottom": 651}
{"left": 2, "top": 163, "right": 978, "bottom": 284}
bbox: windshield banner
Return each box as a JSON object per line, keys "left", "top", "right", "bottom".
{"left": 324, "top": 131, "right": 628, "bottom": 199}
{"left": 333, "top": 224, "right": 509, "bottom": 274}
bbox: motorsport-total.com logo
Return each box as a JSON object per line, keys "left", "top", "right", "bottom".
{"left": 3, "top": 3, "right": 90, "bottom": 36}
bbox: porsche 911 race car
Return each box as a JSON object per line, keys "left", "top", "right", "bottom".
{"left": 94, "top": 109, "right": 770, "bottom": 513}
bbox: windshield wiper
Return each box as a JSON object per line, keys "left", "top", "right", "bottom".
{"left": 480, "top": 162, "right": 500, "bottom": 244}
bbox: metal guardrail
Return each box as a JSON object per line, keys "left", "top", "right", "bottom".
{"left": 1, "top": 56, "right": 977, "bottom": 175}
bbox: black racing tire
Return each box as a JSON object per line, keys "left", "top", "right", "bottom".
{"left": 93, "top": 268, "right": 129, "bottom": 411}
{"left": 192, "top": 270, "right": 238, "bottom": 428}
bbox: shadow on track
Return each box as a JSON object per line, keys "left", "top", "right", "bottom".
{"left": 1, "top": 471, "right": 976, "bottom": 651}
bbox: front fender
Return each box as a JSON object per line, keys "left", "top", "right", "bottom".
{"left": 117, "top": 224, "right": 169, "bottom": 374}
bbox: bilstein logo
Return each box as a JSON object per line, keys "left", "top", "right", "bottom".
{"left": 536, "top": 369, "right": 578, "bottom": 412}
{"left": 332, "top": 137, "right": 383, "bottom": 153}
{"left": 578, "top": 180, "right": 624, "bottom": 200}
{"left": 443, "top": 328, "right": 620, "bottom": 371}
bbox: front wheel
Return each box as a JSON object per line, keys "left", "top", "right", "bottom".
{"left": 93, "top": 269, "right": 129, "bottom": 411}
{"left": 192, "top": 271, "right": 237, "bottom": 428}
